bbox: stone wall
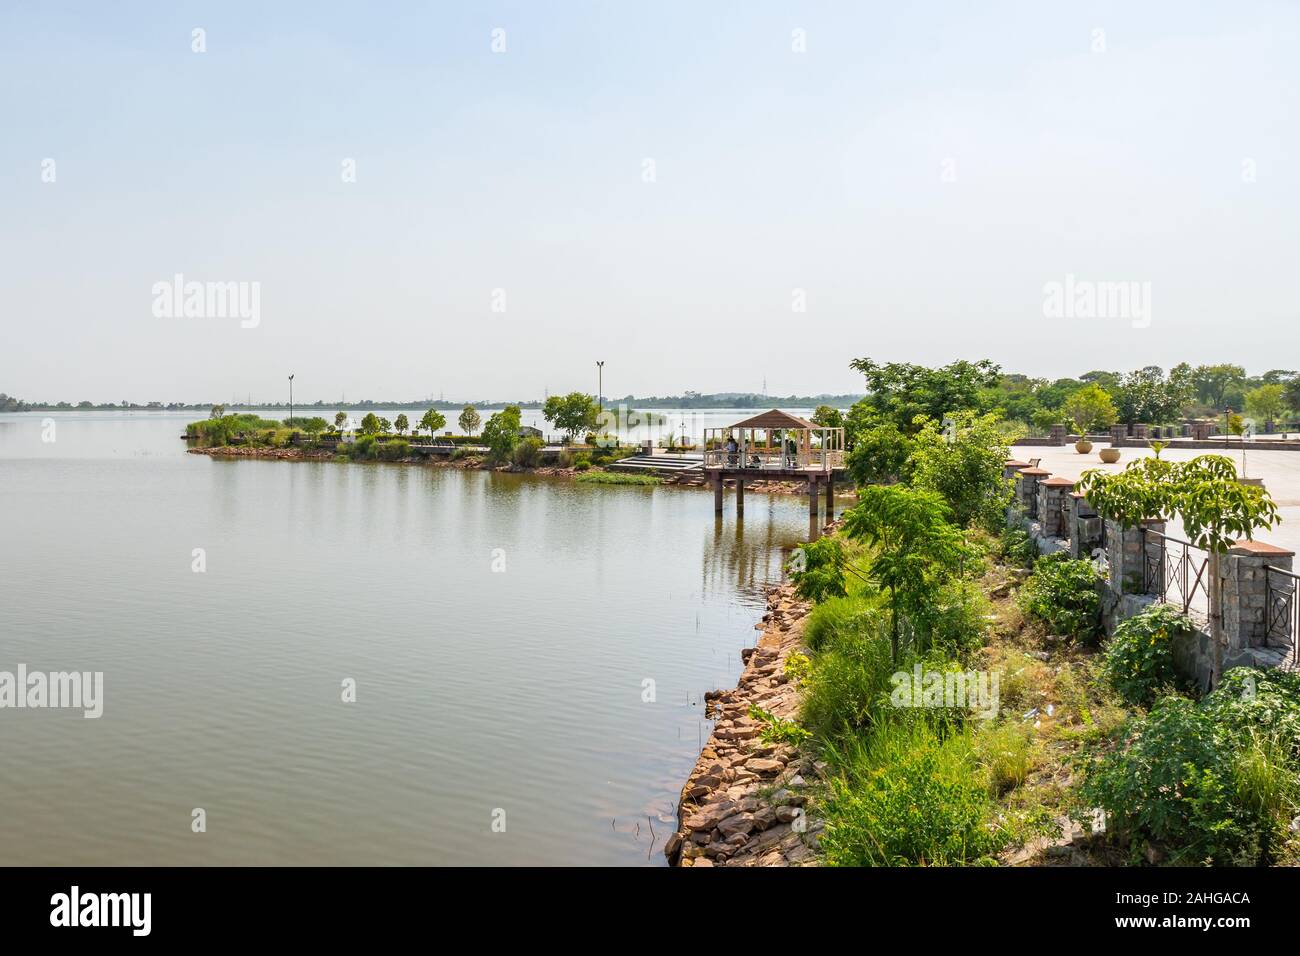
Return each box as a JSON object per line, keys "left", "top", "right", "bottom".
{"left": 1005, "top": 459, "right": 1296, "bottom": 688}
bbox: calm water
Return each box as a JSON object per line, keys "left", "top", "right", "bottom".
{"left": 0, "top": 411, "right": 814, "bottom": 865}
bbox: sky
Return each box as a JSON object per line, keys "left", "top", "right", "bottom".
{"left": 2, "top": 1, "right": 1297, "bottom": 405}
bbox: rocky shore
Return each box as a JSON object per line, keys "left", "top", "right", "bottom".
{"left": 665, "top": 580, "right": 822, "bottom": 867}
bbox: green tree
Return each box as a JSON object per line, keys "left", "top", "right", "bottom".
{"left": 845, "top": 417, "right": 914, "bottom": 487}
{"left": 1077, "top": 454, "right": 1280, "bottom": 684}
{"left": 481, "top": 405, "right": 522, "bottom": 462}
{"left": 811, "top": 405, "right": 844, "bottom": 430}
{"left": 334, "top": 411, "right": 348, "bottom": 432}
{"left": 1192, "top": 364, "right": 1247, "bottom": 409}
{"left": 209, "top": 404, "right": 225, "bottom": 419}
{"left": 542, "top": 392, "right": 599, "bottom": 442}
{"left": 1114, "top": 366, "right": 1192, "bottom": 424}
{"left": 394, "top": 413, "right": 409, "bottom": 436}
{"left": 419, "top": 409, "right": 447, "bottom": 437}
{"left": 301, "top": 417, "right": 328, "bottom": 438}
{"left": 360, "top": 412, "right": 381, "bottom": 435}
{"left": 842, "top": 485, "right": 966, "bottom": 660}
{"left": 1245, "top": 384, "right": 1287, "bottom": 428}
{"left": 458, "top": 404, "right": 481, "bottom": 436}
{"left": 1062, "top": 382, "right": 1118, "bottom": 434}
{"left": 377, "top": 416, "right": 392, "bottom": 434}
{"left": 907, "top": 411, "right": 1015, "bottom": 530}
{"left": 847, "top": 357, "right": 1001, "bottom": 434}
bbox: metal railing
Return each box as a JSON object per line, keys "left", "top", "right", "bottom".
{"left": 1141, "top": 529, "right": 1210, "bottom": 615}
{"left": 1265, "top": 566, "right": 1299, "bottom": 655}
{"left": 702, "top": 448, "right": 845, "bottom": 472}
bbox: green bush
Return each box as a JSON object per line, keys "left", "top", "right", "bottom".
{"left": 799, "top": 621, "right": 897, "bottom": 737}
{"left": 511, "top": 436, "right": 543, "bottom": 467}
{"left": 909, "top": 579, "right": 989, "bottom": 656}
{"left": 1202, "top": 667, "right": 1300, "bottom": 757}
{"left": 379, "top": 439, "right": 410, "bottom": 461}
{"left": 1019, "top": 553, "right": 1101, "bottom": 640}
{"left": 1102, "top": 603, "right": 1194, "bottom": 706}
{"left": 573, "top": 471, "right": 660, "bottom": 485}
{"left": 573, "top": 453, "right": 592, "bottom": 470}
{"left": 999, "top": 525, "right": 1037, "bottom": 568}
{"left": 1076, "top": 696, "right": 1263, "bottom": 865}
{"left": 821, "top": 720, "right": 1007, "bottom": 866}
{"left": 789, "top": 537, "right": 849, "bottom": 604}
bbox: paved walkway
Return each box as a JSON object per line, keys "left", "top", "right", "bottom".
{"left": 1019, "top": 443, "right": 1300, "bottom": 554}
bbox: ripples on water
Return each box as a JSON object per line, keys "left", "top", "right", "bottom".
{"left": 0, "top": 412, "right": 814, "bottom": 864}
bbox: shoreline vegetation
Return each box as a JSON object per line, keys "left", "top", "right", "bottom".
{"left": 671, "top": 355, "right": 1300, "bottom": 868}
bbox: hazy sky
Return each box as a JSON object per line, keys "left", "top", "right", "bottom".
{"left": 3, "top": 2, "right": 1297, "bottom": 404}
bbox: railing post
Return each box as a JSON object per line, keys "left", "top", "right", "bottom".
{"left": 1038, "top": 477, "right": 1074, "bottom": 537}
{"left": 1106, "top": 518, "right": 1164, "bottom": 595}
{"left": 1016, "top": 467, "right": 1049, "bottom": 518}
{"left": 1221, "top": 541, "right": 1296, "bottom": 653}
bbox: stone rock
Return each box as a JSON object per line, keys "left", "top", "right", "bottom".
{"left": 775, "top": 805, "right": 802, "bottom": 824}
{"left": 716, "top": 812, "right": 756, "bottom": 837}
{"left": 663, "top": 832, "right": 683, "bottom": 859}
{"left": 691, "top": 858, "right": 714, "bottom": 867}
{"left": 746, "top": 758, "right": 784, "bottom": 775}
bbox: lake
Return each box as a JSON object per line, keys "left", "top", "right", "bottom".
{"left": 0, "top": 410, "right": 814, "bottom": 865}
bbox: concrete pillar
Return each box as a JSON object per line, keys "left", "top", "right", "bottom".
{"left": 1004, "top": 459, "right": 1030, "bottom": 480}
{"left": 808, "top": 477, "right": 819, "bottom": 521}
{"left": 1105, "top": 518, "right": 1165, "bottom": 595}
{"left": 736, "top": 477, "right": 744, "bottom": 515}
{"left": 1221, "top": 540, "right": 1296, "bottom": 651}
{"left": 1067, "top": 492, "right": 1101, "bottom": 560}
{"left": 1048, "top": 423, "right": 1068, "bottom": 445}
{"left": 1109, "top": 424, "right": 1128, "bottom": 445}
{"left": 713, "top": 474, "right": 723, "bottom": 515}
{"left": 1038, "top": 477, "right": 1075, "bottom": 538}
{"left": 1016, "top": 467, "right": 1049, "bottom": 517}
{"left": 824, "top": 473, "right": 834, "bottom": 519}
{"left": 1131, "top": 423, "right": 1150, "bottom": 440}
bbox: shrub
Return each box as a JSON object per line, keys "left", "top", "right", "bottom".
{"left": 789, "top": 537, "right": 848, "bottom": 603}
{"left": 821, "top": 721, "right": 1007, "bottom": 866}
{"left": 909, "top": 579, "right": 989, "bottom": 656}
{"left": 347, "top": 434, "right": 378, "bottom": 460}
{"left": 511, "top": 436, "right": 543, "bottom": 467}
{"left": 1202, "top": 667, "right": 1300, "bottom": 757}
{"left": 999, "top": 525, "right": 1037, "bottom": 568}
{"left": 1076, "top": 696, "right": 1261, "bottom": 865}
{"left": 573, "top": 453, "right": 592, "bottom": 470}
{"left": 1019, "top": 553, "right": 1101, "bottom": 640}
{"left": 379, "top": 439, "right": 410, "bottom": 461}
{"left": 799, "top": 621, "right": 897, "bottom": 737}
{"left": 908, "top": 411, "right": 1014, "bottom": 531}
{"left": 1102, "top": 603, "right": 1194, "bottom": 706}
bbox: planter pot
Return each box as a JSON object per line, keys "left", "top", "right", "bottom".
{"left": 1075, "top": 440, "right": 1093, "bottom": 454}
{"left": 1099, "top": 448, "right": 1121, "bottom": 463}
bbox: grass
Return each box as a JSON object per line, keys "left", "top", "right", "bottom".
{"left": 573, "top": 471, "right": 660, "bottom": 485}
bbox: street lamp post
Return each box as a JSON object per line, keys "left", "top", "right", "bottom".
{"left": 596, "top": 361, "right": 604, "bottom": 412}
{"left": 288, "top": 374, "right": 294, "bottom": 423}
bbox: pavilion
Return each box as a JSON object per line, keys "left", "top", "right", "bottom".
{"left": 702, "top": 409, "right": 846, "bottom": 525}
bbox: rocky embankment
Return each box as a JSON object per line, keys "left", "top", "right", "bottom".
{"left": 665, "top": 581, "right": 822, "bottom": 867}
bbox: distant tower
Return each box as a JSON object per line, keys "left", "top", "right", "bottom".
{"left": 762, "top": 376, "right": 767, "bottom": 397}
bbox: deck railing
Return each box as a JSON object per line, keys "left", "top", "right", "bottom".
{"left": 1141, "top": 529, "right": 1211, "bottom": 616}
{"left": 702, "top": 447, "right": 845, "bottom": 472}
{"left": 1266, "top": 566, "right": 1300, "bottom": 659}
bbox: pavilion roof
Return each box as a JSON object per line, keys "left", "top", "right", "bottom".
{"left": 729, "top": 409, "right": 818, "bottom": 430}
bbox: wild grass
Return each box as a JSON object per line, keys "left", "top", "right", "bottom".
{"left": 574, "top": 471, "right": 660, "bottom": 485}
